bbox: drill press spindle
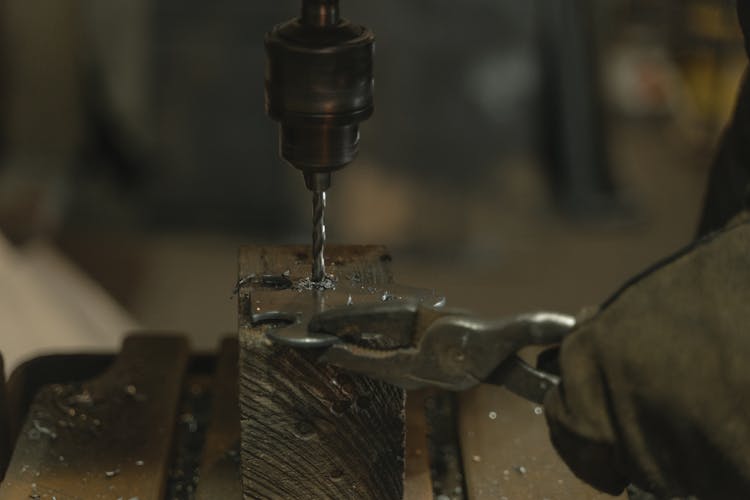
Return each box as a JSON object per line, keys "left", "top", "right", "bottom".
{"left": 265, "top": 0, "right": 374, "bottom": 282}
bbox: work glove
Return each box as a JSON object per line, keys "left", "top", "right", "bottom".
{"left": 544, "top": 213, "right": 750, "bottom": 499}
{"left": 698, "top": 3, "right": 750, "bottom": 236}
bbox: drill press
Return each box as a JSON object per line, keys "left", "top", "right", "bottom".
{"left": 265, "top": 0, "right": 375, "bottom": 282}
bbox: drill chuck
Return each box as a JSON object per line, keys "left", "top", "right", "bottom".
{"left": 265, "top": 0, "right": 374, "bottom": 189}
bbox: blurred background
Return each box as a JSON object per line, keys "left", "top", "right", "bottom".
{"left": 0, "top": 0, "right": 745, "bottom": 369}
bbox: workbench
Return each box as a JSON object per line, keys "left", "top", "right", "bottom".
{"left": 0, "top": 245, "right": 627, "bottom": 499}
{"left": 0, "top": 339, "right": 628, "bottom": 499}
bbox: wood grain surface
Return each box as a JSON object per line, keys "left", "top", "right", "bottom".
{"left": 238, "top": 245, "right": 406, "bottom": 500}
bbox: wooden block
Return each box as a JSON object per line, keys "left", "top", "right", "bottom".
{"left": 238, "top": 246, "right": 405, "bottom": 499}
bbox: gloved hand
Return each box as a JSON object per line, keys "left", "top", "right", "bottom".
{"left": 544, "top": 213, "right": 750, "bottom": 499}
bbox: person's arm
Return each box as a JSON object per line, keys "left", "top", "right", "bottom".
{"left": 545, "top": 7, "right": 750, "bottom": 497}
{"left": 545, "top": 213, "right": 750, "bottom": 498}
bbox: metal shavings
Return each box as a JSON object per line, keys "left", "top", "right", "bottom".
{"left": 124, "top": 385, "right": 147, "bottom": 401}
{"left": 166, "top": 379, "right": 210, "bottom": 500}
{"left": 232, "top": 274, "right": 256, "bottom": 297}
{"left": 534, "top": 406, "right": 543, "bottom": 415}
{"left": 488, "top": 411, "right": 497, "bottom": 420}
{"left": 105, "top": 468, "right": 121, "bottom": 478}
{"left": 224, "top": 447, "right": 240, "bottom": 465}
{"left": 180, "top": 413, "right": 198, "bottom": 433}
{"left": 294, "top": 276, "right": 337, "bottom": 291}
{"left": 32, "top": 420, "right": 57, "bottom": 440}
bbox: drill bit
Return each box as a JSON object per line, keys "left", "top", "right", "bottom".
{"left": 312, "top": 189, "right": 327, "bottom": 282}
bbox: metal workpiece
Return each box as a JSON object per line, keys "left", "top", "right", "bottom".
{"left": 296, "top": 302, "right": 575, "bottom": 401}
{"left": 265, "top": 0, "right": 375, "bottom": 176}
{"left": 257, "top": 287, "right": 445, "bottom": 351}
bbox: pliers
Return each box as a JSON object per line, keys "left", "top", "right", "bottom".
{"left": 268, "top": 300, "right": 575, "bottom": 404}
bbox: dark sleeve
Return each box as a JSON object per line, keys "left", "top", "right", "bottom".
{"left": 697, "top": 4, "right": 750, "bottom": 236}
{"left": 544, "top": 216, "right": 750, "bottom": 498}
{"left": 740, "top": 2, "right": 750, "bottom": 58}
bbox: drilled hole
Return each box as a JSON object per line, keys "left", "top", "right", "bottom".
{"left": 251, "top": 312, "right": 296, "bottom": 327}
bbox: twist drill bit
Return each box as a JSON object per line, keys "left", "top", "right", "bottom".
{"left": 312, "top": 190, "right": 327, "bottom": 282}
